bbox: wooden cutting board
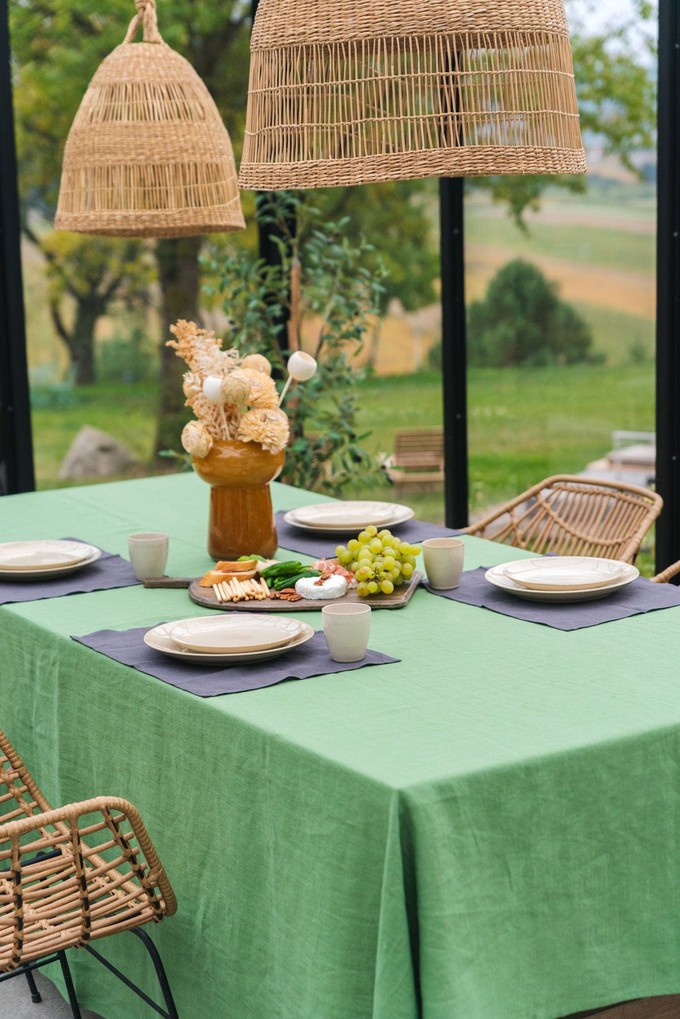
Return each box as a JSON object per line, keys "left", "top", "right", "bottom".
{"left": 188, "top": 571, "right": 423, "bottom": 611}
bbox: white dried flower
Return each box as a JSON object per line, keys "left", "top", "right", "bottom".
{"left": 237, "top": 408, "right": 289, "bottom": 454}
{"left": 181, "top": 421, "right": 213, "bottom": 458}
{"left": 241, "top": 353, "right": 272, "bottom": 376}
{"left": 221, "top": 369, "right": 252, "bottom": 407}
{"left": 242, "top": 369, "right": 279, "bottom": 410}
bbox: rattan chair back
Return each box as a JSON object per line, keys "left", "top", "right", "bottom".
{"left": 239, "top": 0, "right": 586, "bottom": 190}
{"left": 464, "top": 475, "right": 663, "bottom": 563}
{"left": 55, "top": 0, "right": 245, "bottom": 237}
{"left": 0, "top": 728, "right": 176, "bottom": 972}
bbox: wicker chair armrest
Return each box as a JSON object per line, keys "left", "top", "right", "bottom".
{"left": 652, "top": 559, "right": 680, "bottom": 584}
{"left": 0, "top": 795, "right": 176, "bottom": 916}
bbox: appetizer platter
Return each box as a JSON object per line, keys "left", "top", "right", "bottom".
{"left": 185, "top": 527, "right": 424, "bottom": 612}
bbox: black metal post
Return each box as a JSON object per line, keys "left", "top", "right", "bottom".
{"left": 439, "top": 177, "right": 469, "bottom": 528}
{"left": 655, "top": 0, "right": 680, "bottom": 573}
{"left": 0, "top": 0, "right": 34, "bottom": 494}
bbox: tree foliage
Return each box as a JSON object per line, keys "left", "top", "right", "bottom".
{"left": 205, "top": 194, "right": 387, "bottom": 494}
{"left": 467, "top": 259, "right": 595, "bottom": 367}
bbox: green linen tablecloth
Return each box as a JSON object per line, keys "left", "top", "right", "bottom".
{"left": 1, "top": 473, "right": 680, "bottom": 1019}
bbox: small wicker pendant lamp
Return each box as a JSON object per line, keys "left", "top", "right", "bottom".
{"left": 239, "top": 0, "right": 586, "bottom": 190}
{"left": 55, "top": 0, "right": 245, "bottom": 237}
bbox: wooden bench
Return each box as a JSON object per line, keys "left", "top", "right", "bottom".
{"left": 385, "top": 429, "right": 445, "bottom": 492}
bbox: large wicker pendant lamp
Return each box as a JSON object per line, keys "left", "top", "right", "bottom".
{"left": 55, "top": 0, "right": 245, "bottom": 237}
{"left": 239, "top": 0, "right": 586, "bottom": 190}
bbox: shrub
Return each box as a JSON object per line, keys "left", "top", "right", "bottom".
{"left": 468, "top": 259, "right": 595, "bottom": 367}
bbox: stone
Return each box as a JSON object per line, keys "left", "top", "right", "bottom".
{"left": 58, "top": 426, "right": 137, "bottom": 481}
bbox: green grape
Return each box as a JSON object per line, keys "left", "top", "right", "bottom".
{"left": 367, "top": 580, "right": 379, "bottom": 594}
{"left": 381, "top": 534, "right": 396, "bottom": 548}
{"left": 355, "top": 565, "right": 373, "bottom": 582}
{"left": 369, "top": 538, "right": 383, "bottom": 554}
{"left": 350, "top": 560, "right": 361, "bottom": 573}
{"left": 336, "top": 546, "right": 352, "bottom": 565}
{"left": 358, "top": 530, "right": 372, "bottom": 544}
{"left": 380, "top": 579, "right": 394, "bottom": 595}
{"left": 377, "top": 529, "right": 392, "bottom": 540}
{"left": 357, "top": 547, "right": 373, "bottom": 561}
{"left": 365, "top": 525, "right": 378, "bottom": 537}
{"left": 402, "top": 562, "right": 414, "bottom": 579}
{"left": 408, "top": 544, "right": 421, "bottom": 557}
{"left": 357, "top": 582, "right": 370, "bottom": 597}
{"left": 383, "top": 555, "right": 396, "bottom": 571}
{"left": 403, "top": 555, "right": 416, "bottom": 568}
{"left": 393, "top": 574, "right": 405, "bottom": 587}
{"left": 392, "top": 561, "right": 402, "bottom": 575}
{"left": 347, "top": 538, "right": 360, "bottom": 553}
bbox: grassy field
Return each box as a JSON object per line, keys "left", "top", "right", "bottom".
{"left": 31, "top": 361, "right": 655, "bottom": 509}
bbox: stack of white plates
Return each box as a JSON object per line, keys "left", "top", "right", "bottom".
{"left": 284, "top": 501, "right": 414, "bottom": 534}
{"left": 485, "top": 556, "right": 639, "bottom": 603}
{"left": 0, "top": 539, "right": 101, "bottom": 581}
{"left": 144, "top": 613, "right": 315, "bottom": 665}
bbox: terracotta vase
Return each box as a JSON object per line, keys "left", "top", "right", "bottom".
{"left": 192, "top": 439, "right": 285, "bottom": 560}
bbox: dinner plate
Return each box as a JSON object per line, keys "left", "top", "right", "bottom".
{"left": 485, "top": 562, "right": 639, "bottom": 603}
{"left": 168, "top": 614, "right": 303, "bottom": 654}
{"left": 0, "top": 544, "right": 101, "bottom": 581}
{"left": 284, "top": 503, "right": 415, "bottom": 534}
{"left": 0, "top": 539, "right": 97, "bottom": 571}
{"left": 144, "top": 619, "right": 315, "bottom": 665}
{"left": 502, "top": 556, "right": 633, "bottom": 592}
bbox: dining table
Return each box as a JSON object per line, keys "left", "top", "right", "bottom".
{"left": 1, "top": 471, "right": 680, "bottom": 1019}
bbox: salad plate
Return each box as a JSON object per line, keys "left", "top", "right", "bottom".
{"left": 284, "top": 502, "right": 414, "bottom": 534}
{"left": 144, "top": 619, "right": 314, "bottom": 665}
{"left": 485, "top": 562, "right": 638, "bottom": 603}
{"left": 168, "top": 614, "right": 303, "bottom": 654}
{"left": 0, "top": 541, "right": 101, "bottom": 581}
{"left": 502, "top": 556, "right": 634, "bottom": 592}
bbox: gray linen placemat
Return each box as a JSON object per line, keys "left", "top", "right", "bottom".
{"left": 72, "top": 627, "right": 400, "bottom": 697}
{"left": 424, "top": 567, "right": 680, "bottom": 630}
{"left": 275, "top": 510, "right": 460, "bottom": 559}
{"left": 0, "top": 546, "right": 138, "bottom": 606}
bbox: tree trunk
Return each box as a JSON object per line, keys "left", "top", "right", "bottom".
{"left": 154, "top": 236, "right": 202, "bottom": 456}
{"left": 53, "top": 299, "right": 99, "bottom": 386}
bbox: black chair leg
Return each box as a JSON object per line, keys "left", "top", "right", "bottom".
{"left": 58, "top": 951, "right": 82, "bottom": 1019}
{"left": 24, "top": 967, "right": 42, "bottom": 1003}
{"left": 129, "top": 928, "right": 179, "bottom": 1019}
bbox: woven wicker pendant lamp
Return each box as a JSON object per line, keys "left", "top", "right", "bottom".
{"left": 239, "top": 0, "right": 586, "bottom": 190}
{"left": 55, "top": 0, "right": 245, "bottom": 237}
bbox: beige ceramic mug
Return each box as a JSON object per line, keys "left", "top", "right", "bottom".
{"left": 322, "top": 603, "right": 371, "bottom": 662}
{"left": 422, "top": 537, "right": 465, "bottom": 590}
{"left": 127, "top": 532, "right": 169, "bottom": 581}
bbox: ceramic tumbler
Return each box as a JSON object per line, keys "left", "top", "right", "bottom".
{"left": 422, "top": 537, "right": 465, "bottom": 590}
{"left": 127, "top": 532, "right": 169, "bottom": 580}
{"left": 322, "top": 603, "right": 371, "bottom": 662}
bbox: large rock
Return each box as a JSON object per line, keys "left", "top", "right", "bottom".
{"left": 58, "top": 426, "right": 137, "bottom": 481}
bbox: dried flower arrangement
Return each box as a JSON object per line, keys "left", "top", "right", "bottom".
{"left": 167, "top": 319, "right": 290, "bottom": 457}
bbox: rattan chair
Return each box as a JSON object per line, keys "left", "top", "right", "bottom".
{"left": 651, "top": 560, "right": 680, "bottom": 584}
{"left": 0, "top": 729, "right": 178, "bottom": 1018}
{"left": 463, "top": 475, "right": 663, "bottom": 563}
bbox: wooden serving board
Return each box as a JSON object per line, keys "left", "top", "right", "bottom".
{"left": 188, "top": 571, "right": 423, "bottom": 612}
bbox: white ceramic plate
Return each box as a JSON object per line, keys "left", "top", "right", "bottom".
{"left": 144, "top": 619, "right": 315, "bottom": 666}
{"left": 485, "top": 562, "right": 639, "bottom": 603}
{"left": 284, "top": 503, "right": 415, "bottom": 534}
{"left": 0, "top": 545, "right": 101, "bottom": 581}
{"left": 168, "top": 614, "right": 303, "bottom": 654}
{"left": 0, "top": 540, "right": 97, "bottom": 571}
{"left": 502, "top": 556, "right": 634, "bottom": 592}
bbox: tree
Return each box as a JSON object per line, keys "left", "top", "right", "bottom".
{"left": 37, "top": 232, "right": 154, "bottom": 385}
{"left": 467, "top": 259, "right": 595, "bottom": 367}
{"left": 206, "top": 193, "right": 387, "bottom": 493}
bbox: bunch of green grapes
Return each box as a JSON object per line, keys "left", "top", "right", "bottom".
{"left": 336, "top": 526, "right": 421, "bottom": 597}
